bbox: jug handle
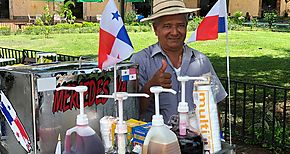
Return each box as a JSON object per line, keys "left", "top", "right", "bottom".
{"left": 64, "top": 126, "right": 77, "bottom": 154}
{"left": 142, "top": 131, "right": 153, "bottom": 154}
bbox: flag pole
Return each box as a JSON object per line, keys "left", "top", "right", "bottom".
{"left": 114, "top": 64, "right": 117, "bottom": 96}
{"left": 225, "top": 16, "right": 232, "bottom": 147}
{"left": 114, "top": 64, "right": 118, "bottom": 118}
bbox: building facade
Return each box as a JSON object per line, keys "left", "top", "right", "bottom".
{"left": 0, "top": 0, "right": 289, "bottom": 21}
{"left": 0, "top": 0, "right": 133, "bottom": 21}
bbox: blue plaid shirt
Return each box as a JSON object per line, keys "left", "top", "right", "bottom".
{"left": 131, "top": 43, "right": 227, "bottom": 123}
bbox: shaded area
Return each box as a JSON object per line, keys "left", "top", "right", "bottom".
{"left": 209, "top": 55, "right": 290, "bottom": 87}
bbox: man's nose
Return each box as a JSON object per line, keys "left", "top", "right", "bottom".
{"left": 171, "top": 26, "right": 178, "bottom": 35}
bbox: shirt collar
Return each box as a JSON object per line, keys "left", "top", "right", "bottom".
{"left": 150, "top": 43, "right": 163, "bottom": 58}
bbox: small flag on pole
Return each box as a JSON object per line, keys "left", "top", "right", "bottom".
{"left": 121, "top": 68, "right": 137, "bottom": 81}
{"left": 98, "top": 0, "right": 134, "bottom": 70}
{"left": 0, "top": 91, "right": 31, "bottom": 152}
{"left": 187, "top": 0, "right": 227, "bottom": 43}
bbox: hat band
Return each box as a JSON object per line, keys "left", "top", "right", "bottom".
{"left": 154, "top": 6, "right": 185, "bottom": 14}
{"left": 153, "top": 0, "right": 185, "bottom": 14}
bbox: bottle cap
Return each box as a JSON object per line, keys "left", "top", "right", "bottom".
{"left": 152, "top": 115, "right": 164, "bottom": 126}
{"left": 77, "top": 114, "right": 88, "bottom": 125}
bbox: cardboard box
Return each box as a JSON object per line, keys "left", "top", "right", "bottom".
{"left": 111, "top": 119, "right": 147, "bottom": 145}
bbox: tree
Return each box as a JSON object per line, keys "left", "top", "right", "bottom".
{"left": 55, "top": 0, "right": 76, "bottom": 24}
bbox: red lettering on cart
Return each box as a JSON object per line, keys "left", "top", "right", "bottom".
{"left": 52, "top": 76, "right": 127, "bottom": 113}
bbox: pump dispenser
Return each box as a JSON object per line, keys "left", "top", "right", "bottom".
{"left": 177, "top": 76, "right": 207, "bottom": 136}
{"left": 97, "top": 92, "right": 149, "bottom": 154}
{"left": 142, "top": 86, "right": 181, "bottom": 154}
{"left": 57, "top": 86, "right": 105, "bottom": 154}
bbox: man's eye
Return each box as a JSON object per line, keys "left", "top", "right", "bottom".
{"left": 179, "top": 24, "right": 186, "bottom": 28}
{"left": 163, "top": 25, "right": 171, "bottom": 28}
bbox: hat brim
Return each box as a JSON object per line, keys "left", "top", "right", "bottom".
{"left": 140, "top": 7, "right": 200, "bottom": 22}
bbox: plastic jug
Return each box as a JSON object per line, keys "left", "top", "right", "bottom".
{"left": 57, "top": 86, "right": 105, "bottom": 154}
{"left": 142, "top": 86, "right": 181, "bottom": 154}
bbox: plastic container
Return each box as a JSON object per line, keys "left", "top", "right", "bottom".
{"left": 177, "top": 76, "right": 207, "bottom": 136}
{"left": 142, "top": 86, "right": 181, "bottom": 154}
{"left": 193, "top": 80, "right": 221, "bottom": 153}
{"left": 57, "top": 86, "right": 105, "bottom": 154}
{"left": 100, "top": 116, "right": 116, "bottom": 152}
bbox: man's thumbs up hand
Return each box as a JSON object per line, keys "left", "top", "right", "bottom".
{"left": 150, "top": 59, "right": 172, "bottom": 88}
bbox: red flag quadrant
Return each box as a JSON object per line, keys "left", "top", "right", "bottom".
{"left": 187, "top": 0, "right": 227, "bottom": 43}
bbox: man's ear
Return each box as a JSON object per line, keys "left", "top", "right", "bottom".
{"left": 153, "top": 23, "right": 158, "bottom": 36}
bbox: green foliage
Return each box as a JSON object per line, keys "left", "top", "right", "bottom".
{"left": 246, "top": 107, "right": 290, "bottom": 151}
{"left": 124, "top": 10, "right": 137, "bottom": 25}
{"left": 82, "top": 22, "right": 97, "bottom": 27}
{"left": 41, "top": 5, "right": 53, "bottom": 25}
{"left": 250, "top": 17, "right": 258, "bottom": 29}
{"left": 22, "top": 26, "right": 48, "bottom": 35}
{"left": 21, "top": 23, "right": 101, "bottom": 35}
{"left": 55, "top": 0, "right": 76, "bottom": 24}
{"left": 0, "top": 26, "right": 11, "bottom": 35}
{"left": 232, "top": 11, "right": 245, "bottom": 25}
{"left": 187, "top": 16, "right": 203, "bottom": 31}
{"left": 228, "top": 17, "right": 244, "bottom": 30}
{"left": 125, "top": 25, "right": 151, "bottom": 32}
{"left": 35, "top": 17, "right": 44, "bottom": 26}
{"left": 264, "top": 11, "right": 278, "bottom": 28}
{"left": 227, "top": 11, "right": 247, "bottom": 30}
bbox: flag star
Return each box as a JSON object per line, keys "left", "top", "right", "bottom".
{"left": 16, "top": 132, "right": 19, "bottom": 137}
{"left": 8, "top": 105, "right": 11, "bottom": 110}
{"left": 112, "top": 11, "right": 121, "bottom": 21}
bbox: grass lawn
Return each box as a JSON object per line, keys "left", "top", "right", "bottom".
{"left": 0, "top": 31, "right": 289, "bottom": 87}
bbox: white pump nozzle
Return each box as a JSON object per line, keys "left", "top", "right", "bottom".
{"left": 177, "top": 76, "right": 207, "bottom": 104}
{"left": 97, "top": 92, "right": 149, "bottom": 124}
{"left": 177, "top": 76, "right": 208, "bottom": 135}
{"left": 150, "top": 86, "right": 176, "bottom": 126}
{"left": 177, "top": 76, "right": 207, "bottom": 112}
{"left": 97, "top": 92, "right": 149, "bottom": 154}
{"left": 56, "top": 86, "right": 88, "bottom": 125}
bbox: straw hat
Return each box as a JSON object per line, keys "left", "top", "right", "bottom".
{"left": 141, "top": 0, "right": 200, "bottom": 22}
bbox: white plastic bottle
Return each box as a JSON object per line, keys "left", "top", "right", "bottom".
{"left": 57, "top": 86, "right": 105, "bottom": 154}
{"left": 142, "top": 86, "right": 181, "bottom": 154}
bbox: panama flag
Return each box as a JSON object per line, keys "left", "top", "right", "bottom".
{"left": 187, "top": 0, "right": 227, "bottom": 43}
{"left": 98, "top": 0, "right": 134, "bottom": 70}
{"left": 0, "top": 91, "right": 31, "bottom": 152}
{"left": 121, "top": 68, "right": 137, "bottom": 81}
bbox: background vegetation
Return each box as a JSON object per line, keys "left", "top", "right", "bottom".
{"left": 0, "top": 30, "right": 289, "bottom": 87}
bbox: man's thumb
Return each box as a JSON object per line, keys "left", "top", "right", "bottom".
{"left": 159, "top": 59, "right": 167, "bottom": 73}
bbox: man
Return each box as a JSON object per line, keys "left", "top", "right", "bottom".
{"left": 131, "top": 0, "right": 227, "bottom": 123}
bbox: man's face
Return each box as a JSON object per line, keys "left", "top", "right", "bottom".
{"left": 153, "top": 14, "right": 187, "bottom": 52}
